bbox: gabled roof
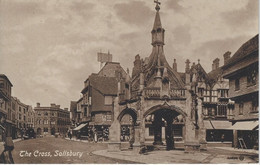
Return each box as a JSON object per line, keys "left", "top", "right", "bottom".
{"left": 89, "top": 75, "right": 118, "bottom": 95}
{"left": 223, "top": 34, "right": 258, "bottom": 68}
{"left": 207, "top": 67, "right": 223, "bottom": 87}
{"left": 190, "top": 63, "right": 210, "bottom": 81}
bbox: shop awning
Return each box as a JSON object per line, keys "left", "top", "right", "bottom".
{"left": 73, "top": 123, "right": 88, "bottom": 131}
{"left": 227, "top": 121, "right": 259, "bottom": 130}
{"left": 203, "top": 120, "right": 232, "bottom": 130}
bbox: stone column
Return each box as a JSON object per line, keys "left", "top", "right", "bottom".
{"left": 129, "top": 124, "right": 135, "bottom": 148}
{"left": 108, "top": 97, "right": 121, "bottom": 152}
{"left": 153, "top": 113, "right": 163, "bottom": 145}
{"left": 198, "top": 99, "right": 207, "bottom": 150}
{"left": 184, "top": 91, "right": 200, "bottom": 153}
{"left": 139, "top": 96, "right": 146, "bottom": 146}
{"left": 165, "top": 119, "right": 174, "bottom": 150}
{"left": 132, "top": 123, "right": 141, "bottom": 153}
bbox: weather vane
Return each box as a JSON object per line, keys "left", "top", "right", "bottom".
{"left": 154, "top": 0, "right": 161, "bottom": 11}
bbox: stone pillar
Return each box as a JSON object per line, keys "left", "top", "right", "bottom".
{"left": 184, "top": 92, "right": 200, "bottom": 153}
{"left": 132, "top": 124, "right": 141, "bottom": 153}
{"left": 129, "top": 124, "right": 135, "bottom": 148}
{"left": 139, "top": 96, "right": 146, "bottom": 146}
{"left": 198, "top": 99, "right": 207, "bottom": 150}
{"left": 153, "top": 113, "right": 163, "bottom": 145}
{"left": 165, "top": 119, "right": 174, "bottom": 150}
{"left": 108, "top": 97, "right": 121, "bottom": 152}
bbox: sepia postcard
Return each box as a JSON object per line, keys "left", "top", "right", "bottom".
{"left": 0, "top": 0, "right": 259, "bottom": 164}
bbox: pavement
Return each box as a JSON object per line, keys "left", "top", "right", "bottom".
{"left": 92, "top": 146, "right": 259, "bottom": 164}
{"left": 65, "top": 137, "right": 259, "bottom": 163}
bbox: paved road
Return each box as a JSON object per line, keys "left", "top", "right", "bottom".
{"left": 12, "top": 136, "right": 135, "bottom": 164}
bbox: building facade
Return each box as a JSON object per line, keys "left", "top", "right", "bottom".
{"left": 34, "top": 103, "right": 70, "bottom": 136}
{"left": 223, "top": 34, "right": 259, "bottom": 149}
{"left": 13, "top": 97, "right": 28, "bottom": 132}
{"left": 27, "top": 105, "right": 35, "bottom": 129}
{"left": 74, "top": 62, "right": 129, "bottom": 140}
{"left": 0, "top": 74, "right": 13, "bottom": 138}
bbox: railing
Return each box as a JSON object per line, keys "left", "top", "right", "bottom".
{"left": 144, "top": 88, "right": 186, "bottom": 99}
{"left": 169, "top": 89, "right": 186, "bottom": 98}
{"left": 144, "top": 88, "right": 160, "bottom": 98}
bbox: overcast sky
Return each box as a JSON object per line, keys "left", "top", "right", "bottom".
{"left": 0, "top": 0, "right": 258, "bottom": 109}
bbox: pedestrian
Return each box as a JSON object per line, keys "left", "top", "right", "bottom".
{"left": 94, "top": 132, "right": 97, "bottom": 143}
{"left": 221, "top": 134, "right": 225, "bottom": 143}
{"left": 0, "top": 115, "right": 14, "bottom": 163}
{"left": 67, "top": 131, "right": 71, "bottom": 140}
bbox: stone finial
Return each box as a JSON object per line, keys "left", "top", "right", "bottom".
{"left": 185, "top": 59, "right": 190, "bottom": 73}
{"left": 173, "top": 59, "right": 177, "bottom": 72}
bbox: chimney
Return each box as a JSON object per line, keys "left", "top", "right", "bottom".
{"left": 50, "top": 103, "right": 56, "bottom": 107}
{"left": 64, "top": 108, "right": 68, "bottom": 111}
{"left": 185, "top": 59, "right": 190, "bottom": 73}
{"left": 36, "top": 103, "right": 40, "bottom": 107}
{"left": 223, "top": 51, "right": 231, "bottom": 65}
{"left": 212, "top": 58, "right": 220, "bottom": 70}
{"left": 173, "top": 59, "right": 177, "bottom": 72}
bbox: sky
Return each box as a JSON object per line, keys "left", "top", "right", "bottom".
{"left": 0, "top": 0, "right": 258, "bottom": 109}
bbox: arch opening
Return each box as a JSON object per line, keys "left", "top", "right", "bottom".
{"left": 118, "top": 108, "right": 138, "bottom": 148}
{"left": 144, "top": 105, "right": 186, "bottom": 150}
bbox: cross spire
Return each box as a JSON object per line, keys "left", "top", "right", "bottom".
{"left": 154, "top": 0, "right": 161, "bottom": 11}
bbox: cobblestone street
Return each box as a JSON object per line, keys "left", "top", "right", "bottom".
{"left": 12, "top": 136, "right": 135, "bottom": 164}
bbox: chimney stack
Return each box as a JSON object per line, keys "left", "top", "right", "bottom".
{"left": 172, "top": 59, "right": 177, "bottom": 72}
{"left": 36, "top": 103, "right": 40, "bottom": 107}
{"left": 64, "top": 108, "right": 68, "bottom": 111}
{"left": 212, "top": 58, "right": 220, "bottom": 70}
{"left": 50, "top": 103, "right": 56, "bottom": 107}
{"left": 223, "top": 51, "right": 231, "bottom": 65}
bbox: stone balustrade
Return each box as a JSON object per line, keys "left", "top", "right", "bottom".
{"left": 144, "top": 88, "right": 186, "bottom": 99}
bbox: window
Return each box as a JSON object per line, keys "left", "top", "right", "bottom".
{"left": 106, "top": 114, "right": 112, "bottom": 121}
{"left": 44, "top": 128, "right": 48, "bottom": 133}
{"left": 247, "top": 67, "right": 257, "bottom": 86}
{"left": 44, "top": 112, "right": 48, "bottom": 116}
{"left": 43, "top": 120, "right": 48, "bottom": 125}
{"left": 84, "top": 108, "right": 87, "bottom": 116}
{"left": 104, "top": 96, "right": 113, "bottom": 105}
{"left": 235, "top": 79, "right": 240, "bottom": 91}
{"left": 252, "top": 97, "right": 258, "bottom": 112}
{"left": 198, "top": 88, "right": 204, "bottom": 97}
{"left": 38, "top": 119, "right": 41, "bottom": 124}
{"left": 218, "top": 105, "right": 227, "bottom": 116}
{"left": 19, "top": 107, "right": 21, "bottom": 112}
{"left": 239, "top": 102, "right": 244, "bottom": 115}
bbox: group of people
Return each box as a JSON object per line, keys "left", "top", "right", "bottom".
{"left": 67, "top": 127, "right": 109, "bottom": 142}
{"left": 0, "top": 115, "right": 14, "bottom": 163}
